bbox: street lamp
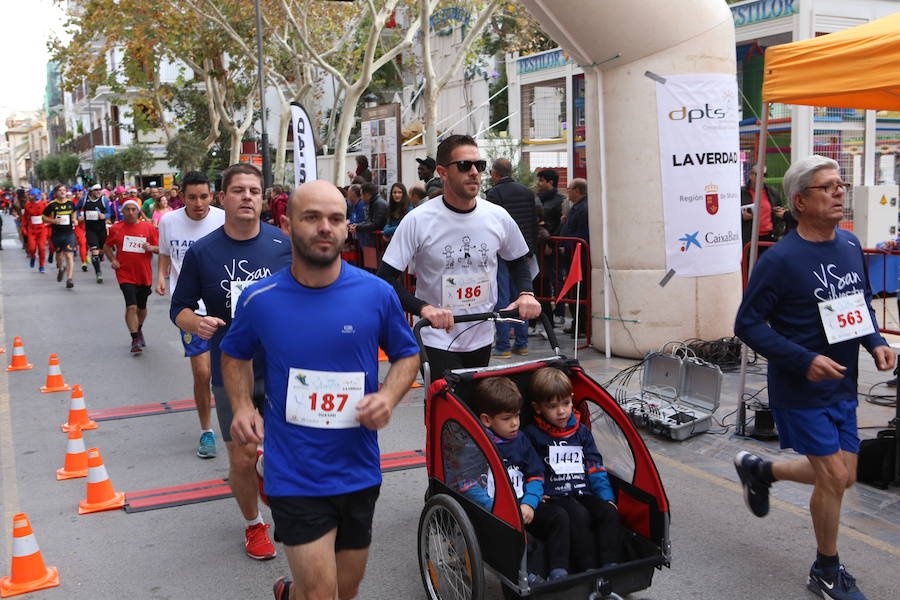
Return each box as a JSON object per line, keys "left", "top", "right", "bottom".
{"left": 254, "top": 0, "right": 272, "bottom": 189}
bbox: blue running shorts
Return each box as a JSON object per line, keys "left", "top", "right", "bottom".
{"left": 180, "top": 329, "right": 210, "bottom": 358}
{"left": 772, "top": 397, "right": 859, "bottom": 456}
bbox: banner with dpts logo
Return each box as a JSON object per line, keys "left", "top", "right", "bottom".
{"left": 656, "top": 73, "right": 741, "bottom": 277}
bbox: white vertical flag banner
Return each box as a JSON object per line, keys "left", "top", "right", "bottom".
{"left": 656, "top": 74, "right": 742, "bottom": 277}
{"left": 291, "top": 102, "right": 317, "bottom": 185}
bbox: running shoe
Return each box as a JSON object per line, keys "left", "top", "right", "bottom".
{"left": 65, "top": 278, "right": 74, "bottom": 289}
{"left": 81, "top": 262, "right": 89, "bottom": 272}
{"left": 38, "top": 266, "right": 45, "bottom": 274}
{"left": 56, "top": 268, "right": 64, "bottom": 282}
{"left": 29, "top": 257, "right": 35, "bottom": 268}
{"left": 130, "top": 338, "right": 142, "bottom": 353}
{"left": 245, "top": 523, "right": 276, "bottom": 560}
{"left": 272, "top": 576, "right": 292, "bottom": 600}
{"left": 553, "top": 315, "right": 566, "bottom": 327}
{"left": 197, "top": 431, "right": 217, "bottom": 459}
{"left": 96, "top": 273, "right": 103, "bottom": 284}
{"left": 807, "top": 564, "right": 867, "bottom": 600}
{"left": 733, "top": 451, "right": 770, "bottom": 517}
{"left": 137, "top": 331, "right": 146, "bottom": 347}
{"left": 491, "top": 349, "right": 512, "bottom": 358}
{"left": 512, "top": 347, "right": 529, "bottom": 356}
{"left": 48, "top": 253, "right": 53, "bottom": 264}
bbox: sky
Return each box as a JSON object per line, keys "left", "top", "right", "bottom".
{"left": 0, "top": 0, "right": 69, "bottom": 134}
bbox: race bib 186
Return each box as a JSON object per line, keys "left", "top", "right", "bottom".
{"left": 122, "top": 235, "right": 147, "bottom": 253}
{"left": 285, "top": 368, "right": 365, "bottom": 429}
{"left": 817, "top": 291, "right": 875, "bottom": 344}
{"left": 549, "top": 445, "right": 584, "bottom": 475}
{"left": 442, "top": 272, "right": 492, "bottom": 309}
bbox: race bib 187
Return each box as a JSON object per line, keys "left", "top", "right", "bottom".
{"left": 285, "top": 368, "right": 365, "bottom": 429}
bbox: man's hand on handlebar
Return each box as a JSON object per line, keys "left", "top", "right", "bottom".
{"left": 421, "top": 305, "right": 454, "bottom": 332}
{"left": 504, "top": 293, "right": 542, "bottom": 320}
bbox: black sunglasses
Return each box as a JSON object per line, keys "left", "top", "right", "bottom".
{"left": 443, "top": 160, "right": 487, "bottom": 173}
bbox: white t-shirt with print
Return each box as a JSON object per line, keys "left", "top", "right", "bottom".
{"left": 381, "top": 196, "right": 529, "bottom": 351}
{"left": 158, "top": 206, "right": 226, "bottom": 314}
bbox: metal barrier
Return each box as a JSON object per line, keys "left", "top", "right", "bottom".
{"left": 535, "top": 236, "right": 592, "bottom": 350}
{"left": 742, "top": 241, "right": 900, "bottom": 335}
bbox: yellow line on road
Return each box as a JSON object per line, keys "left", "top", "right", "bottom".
{"left": 652, "top": 452, "right": 900, "bottom": 558}
{"left": 0, "top": 255, "right": 20, "bottom": 558}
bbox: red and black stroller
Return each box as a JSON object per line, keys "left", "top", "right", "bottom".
{"left": 414, "top": 312, "right": 670, "bottom": 600}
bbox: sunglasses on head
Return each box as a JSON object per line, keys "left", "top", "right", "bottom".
{"left": 444, "top": 159, "right": 487, "bottom": 173}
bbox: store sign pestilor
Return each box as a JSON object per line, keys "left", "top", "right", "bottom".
{"left": 656, "top": 74, "right": 742, "bottom": 277}
{"left": 731, "top": 0, "right": 798, "bottom": 27}
{"left": 517, "top": 48, "right": 572, "bottom": 75}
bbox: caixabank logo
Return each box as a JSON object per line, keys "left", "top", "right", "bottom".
{"left": 677, "top": 230, "right": 740, "bottom": 253}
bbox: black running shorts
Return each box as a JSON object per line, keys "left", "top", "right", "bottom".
{"left": 268, "top": 485, "right": 380, "bottom": 549}
{"left": 85, "top": 226, "right": 107, "bottom": 250}
{"left": 119, "top": 283, "right": 151, "bottom": 309}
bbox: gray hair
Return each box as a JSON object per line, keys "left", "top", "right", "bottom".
{"left": 782, "top": 155, "right": 840, "bottom": 212}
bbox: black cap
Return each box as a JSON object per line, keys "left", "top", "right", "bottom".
{"left": 416, "top": 157, "right": 436, "bottom": 170}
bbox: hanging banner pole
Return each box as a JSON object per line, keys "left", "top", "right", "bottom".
{"left": 574, "top": 280, "right": 581, "bottom": 360}
{"left": 290, "top": 102, "right": 317, "bottom": 185}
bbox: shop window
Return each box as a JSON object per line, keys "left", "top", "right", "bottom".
{"left": 441, "top": 420, "right": 494, "bottom": 513}
{"left": 521, "top": 78, "right": 566, "bottom": 142}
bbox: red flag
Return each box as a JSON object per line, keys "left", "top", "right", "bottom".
{"left": 555, "top": 243, "right": 582, "bottom": 304}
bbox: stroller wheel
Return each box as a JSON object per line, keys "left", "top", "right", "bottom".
{"left": 418, "top": 493, "right": 485, "bottom": 600}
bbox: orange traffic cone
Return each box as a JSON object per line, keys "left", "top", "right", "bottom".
{"left": 61, "top": 385, "right": 97, "bottom": 433}
{"left": 378, "top": 348, "right": 388, "bottom": 362}
{"left": 5, "top": 338, "right": 32, "bottom": 372}
{"left": 78, "top": 448, "right": 125, "bottom": 514}
{"left": 57, "top": 425, "right": 88, "bottom": 480}
{"left": 0, "top": 513, "right": 59, "bottom": 598}
{"left": 39, "top": 354, "right": 71, "bottom": 393}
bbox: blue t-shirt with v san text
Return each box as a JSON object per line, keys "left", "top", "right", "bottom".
{"left": 169, "top": 223, "right": 292, "bottom": 386}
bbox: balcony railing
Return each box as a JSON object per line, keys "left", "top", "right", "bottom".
{"left": 72, "top": 128, "right": 105, "bottom": 153}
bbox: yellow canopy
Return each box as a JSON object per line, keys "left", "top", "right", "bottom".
{"left": 762, "top": 12, "right": 900, "bottom": 110}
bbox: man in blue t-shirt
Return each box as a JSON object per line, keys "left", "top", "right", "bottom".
{"left": 734, "top": 156, "right": 895, "bottom": 600}
{"left": 220, "top": 180, "right": 419, "bottom": 600}
{"left": 170, "top": 163, "right": 291, "bottom": 562}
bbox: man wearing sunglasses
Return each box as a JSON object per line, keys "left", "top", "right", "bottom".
{"left": 734, "top": 155, "right": 895, "bottom": 600}
{"left": 378, "top": 134, "right": 541, "bottom": 380}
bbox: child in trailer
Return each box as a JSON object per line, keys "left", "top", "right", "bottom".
{"left": 458, "top": 376, "right": 571, "bottom": 583}
{"left": 524, "top": 367, "right": 625, "bottom": 571}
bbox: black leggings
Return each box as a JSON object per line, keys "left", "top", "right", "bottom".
{"left": 423, "top": 345, "right": 491, "bottom": 382}
{"left": 551, "top": 495, "right": 624, "bottom": 570}
{"left": 527, "top": 501, "right": 570, "bottom": 573}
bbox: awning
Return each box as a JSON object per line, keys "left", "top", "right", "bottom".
{"left": 762, "top": 12, "right": 900, "bottom": 110}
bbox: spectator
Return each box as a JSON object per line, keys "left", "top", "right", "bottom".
{"left": 486, "top": 158, "right": 537, "bottom": 357}
{"left": 535, "top": 169, "right": 567, "bottom": 327}
{"left": 142, "top": 186, "right": 162, "bottom": 220}
{"left": 152, "top": 195, "right": 173, "bottom": 226}
{"left": 383, "top": 183, "right": 410, "bottom": 239}
{"left": 269, "top": 185, "right": 288, "bottom": 228}
{"left": 168, "top": 187, "right": 184, "bottom": 210}
{"left": 408, "top": 184, "right": 428, "bottom": 208}
{"left": 560, "top": 178, "right": 589, "bottom": 243}
{"left": 347, "top": 155, "right": 372, "bottom": 184}
{"left": 346, "top": 184, "right": 367, "bottom": 225}
{"left": 560, "top": 178, "right": 589, "bottom": 336}
{"left": 350, "top": 182, "right": 387, "bottom": 246}
{"left": 260, "top": 199, "right": 273, "bottom": 225}
{"left": 741, "top": 164, "right": 788, "bottom": 248}
{"left": 417, "top": 156, "right": 442, "bottom": 198}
